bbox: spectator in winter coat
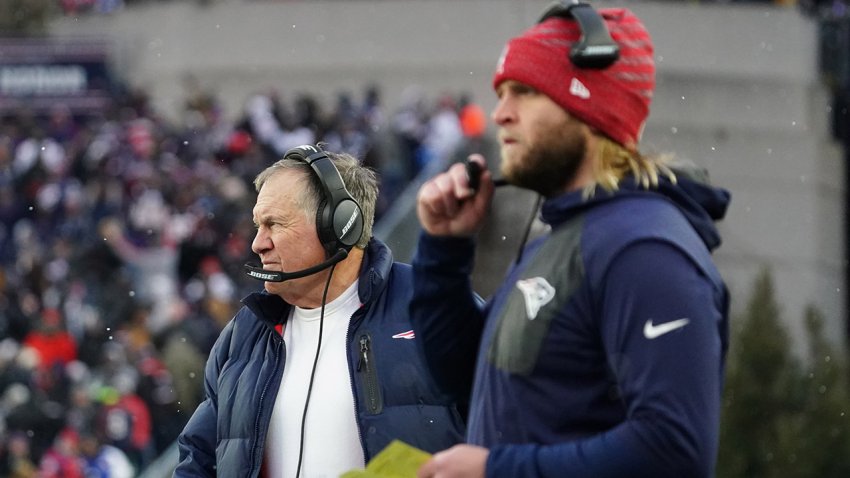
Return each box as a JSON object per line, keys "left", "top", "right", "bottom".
{"left": 22, "top": 308, "right": 77, "bottom": 372}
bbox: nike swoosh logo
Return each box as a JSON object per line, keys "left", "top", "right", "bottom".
{"left": 643, "top": 318, "right": 690, "bottom": 339}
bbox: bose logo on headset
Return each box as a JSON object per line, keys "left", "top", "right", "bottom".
{"left": 247, "top": 270, "right": 279, "bottom": 281}
{"left": 340, "top": 208, "right": 360, "bottom": 240}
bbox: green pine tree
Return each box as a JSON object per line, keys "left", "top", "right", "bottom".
{"left": 772, "top": 305, "right": 850, "bottom": 477}
{"left": 718, "top": 267, "right": 799, "bottom": 477}
{"left": 717, "top": 267, "right": 850, "bottom": 477}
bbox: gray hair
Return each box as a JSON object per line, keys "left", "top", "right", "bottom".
{"left": 253, "top": 150, "right": 378, "bottom": 249}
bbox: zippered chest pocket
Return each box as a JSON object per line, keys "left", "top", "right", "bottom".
{"left": 357, "top": 334, "right": 384, "bottom": 414}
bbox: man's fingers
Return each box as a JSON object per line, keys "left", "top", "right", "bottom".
{"left": 447, "top": 162, "right": 476, "bottom": 199}
{"left": 420, "top": 173, "right": 463, "bottom": 218}
{"left": 417, "top": 161, "right": 493, "bottom": 236}
{"left": 417, "top": 456, "right": 437, "bottom": 478}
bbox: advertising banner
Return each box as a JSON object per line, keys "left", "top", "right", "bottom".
{"left": 0, "top": 37, "right": 116, "bottom": 115}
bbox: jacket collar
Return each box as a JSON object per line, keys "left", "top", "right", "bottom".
{"left": 356, "top": 237, "right": 393, "bottom": 305}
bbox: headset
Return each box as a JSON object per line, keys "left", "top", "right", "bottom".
{"left": 244, "top": 144, "right": 364, "bottom": 282}
{"left": 283, "top": 144, "right": 364, "bottom": 256}
{"left": 538, "top": 0, "right": 620, "bottom": 69}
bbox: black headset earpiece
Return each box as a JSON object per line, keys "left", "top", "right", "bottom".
{"left": 538, "top": 0, "right": 620, "bottom": 69}
{"left": 283, "top": 145, "right": 364, "bottom": 256}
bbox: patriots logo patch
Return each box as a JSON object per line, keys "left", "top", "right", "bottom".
{"left": 516, "top": 277, "right": 555, "bottom": 320}
{"left": 391, "top": 330, "right": 415, "bottom": 340}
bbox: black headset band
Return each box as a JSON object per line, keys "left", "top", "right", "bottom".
{"left": 302, "top": 150, "right": 349, "bottom": 208}
{"left": 538, "top": 0, "right": 620, "bottom": 69}
{"left": 284, "top": 145, "right": 364, "bottom": 255}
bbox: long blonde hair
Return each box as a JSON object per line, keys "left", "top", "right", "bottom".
{"left": 586, "top": 136, "right": 677, "bottom": 197}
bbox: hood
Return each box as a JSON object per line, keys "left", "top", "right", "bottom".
{"left": 651, "top": 166, "right": 730, "bottom": 250}
{"left": 541, "top": 165, "right": 731, "bottom": 251}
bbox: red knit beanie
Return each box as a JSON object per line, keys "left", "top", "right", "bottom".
{"left": 493, "top": 8, "right": 655, "bottom": 150}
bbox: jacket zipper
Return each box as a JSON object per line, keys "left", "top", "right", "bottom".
{"left": 250, "top": 332, "right": 283, "bottom": 477}
{"left": 348, "top": 270, "right": 379, "bottom": 461}
{"left": 357, "top": 333, "right": 383, "bottom": 414}
{"left": 347, "top": 318, "right": 365, "bottom": 459}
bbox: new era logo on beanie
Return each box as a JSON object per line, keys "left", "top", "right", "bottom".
{"left": 569, "top": 78, "right": 591, "bottom": 99}
{"left": 492, "top": 8, "right": 655, "bottom": 150}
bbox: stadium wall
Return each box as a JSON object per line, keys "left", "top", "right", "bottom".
{"left": 49, "top": 0, "right": 847, "bottom": 351}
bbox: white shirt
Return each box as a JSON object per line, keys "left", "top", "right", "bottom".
{"left": 265, "top": 281, "right": 364, "bottom": 477}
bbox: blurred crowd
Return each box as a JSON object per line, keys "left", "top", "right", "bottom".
{"left": 0, "top": 81, "right": 486, "bottom": 476}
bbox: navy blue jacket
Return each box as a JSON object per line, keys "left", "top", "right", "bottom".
{"left": 411, "top": 169, "right": 730, "bottom": 478}
{"left": 175, "top": 238, "right": 464, "bottom": 477}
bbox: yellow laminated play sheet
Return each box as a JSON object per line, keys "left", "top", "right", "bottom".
{"left": 340, "top": 440, "right": 431, "bottom": 478}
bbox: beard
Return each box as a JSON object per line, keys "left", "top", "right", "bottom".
{"left": 501, "top": 121, "right": 587, "bottom": 197}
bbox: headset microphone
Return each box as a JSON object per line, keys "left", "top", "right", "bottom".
{"left": 466, "top": 159, "right": 508, "bottom": 192}
{"left": 243, "top": 249, "right": 348, "bottom": 282}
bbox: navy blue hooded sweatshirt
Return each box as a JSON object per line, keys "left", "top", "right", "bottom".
{"left": 411, "top": 168, "right": 730, "bottom": 478}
